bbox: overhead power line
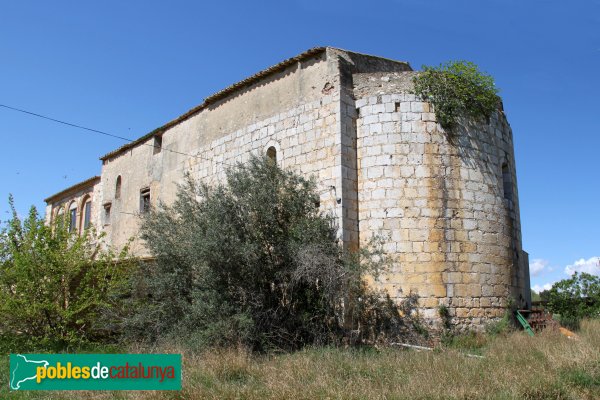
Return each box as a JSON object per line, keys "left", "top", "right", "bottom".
{"left": 0, "top": 103, "right": 234, "bottom": 167}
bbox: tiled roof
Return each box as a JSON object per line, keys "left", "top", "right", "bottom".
{"left": 100, "top": 47, "right": 328, "bottom": 161}
{"left": 44, "top": 176, "right": 100, "bottom": 203}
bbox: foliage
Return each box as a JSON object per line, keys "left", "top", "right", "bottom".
{"left": 412, "top": 60, "right": 500, "bottom": 132}
{"left": 543, "top": 272, "right": 600, "bottom": 330}
{"left": 440, "top": 307, "right": 511, "bottom": 347}
{"left": 5, "top": 319, "right": 600, "bottom": 399}
{"left": 443, "top": 331, "right": 488, "bottom": 355}
{"left": 0, "top": 195, "right": 134, "bottom": 349}
{"left": 438, "top": 304, "right": 451, "bottom": 330}
{"left": 485, "top": 310, "right": 511, "bottom": 336}
{"left": 125, "top": 156, "right": 404, "bottom": 351}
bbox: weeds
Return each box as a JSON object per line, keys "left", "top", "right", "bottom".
{"left": 2, "top": 320, "right": 599, "bottom": 399}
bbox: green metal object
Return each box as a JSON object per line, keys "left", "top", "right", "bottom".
{"left": 516, "top": 310, "right": 535, "bottom": 336}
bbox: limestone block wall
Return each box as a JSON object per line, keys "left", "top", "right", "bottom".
{"left": 333, "top": 49, "right": 413, "bottom": 251}
{"left": 43, "top": 48, "right": 529, "bottom": 333}
{"left": 354, "top": 72, "right": 527, "bottom": 331}
{"left": 185, "top": 92, "right": 343, "bottom": 225}
{"left": 96, "top": 48, "right": 413, "bottom": 256}
{"left": 98, "top": 49, "right": 348, "bottom": 256}
{"left": 44, "top": 177, "right": 101, "bottom": 235}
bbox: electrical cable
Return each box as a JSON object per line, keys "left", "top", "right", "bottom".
{"left": 0, "top": 103, "right": 235, "bottom": 167}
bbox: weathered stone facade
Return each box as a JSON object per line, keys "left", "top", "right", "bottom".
{"left": 44, "top": 47, "right": 530, "bottom": 331}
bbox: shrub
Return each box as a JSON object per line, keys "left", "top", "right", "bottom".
{"left": 412, "top": 60, "right": 500, "bottom": 132}
{"left": 544, "top": 272, "right": 600, "bottom": 329}
{"left": 0, "top": 196, "right": 134, "bottom": 349}
{"left": 125, "top": 156, "right": 404, "bottom": 350}
{"left": 485, "top": 310, "right": 511, "bottom": 336}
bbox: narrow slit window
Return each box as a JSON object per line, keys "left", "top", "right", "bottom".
{"left": 153, "top": 135, "right": 162, "bottom": 155}
{"left": 140, "top": 188, "right": 151, "bottom": 213}
{"left": 103, "top": 203, "right": 111, "bottom": 225}
{"left": 502, "top": 163, "right": 513, "bottom": 203}
{"left": 115, "top": 176, "right": 122, "bottom": 199}
{"left": 266, "top": 146, "right": 277, "bottom": 163}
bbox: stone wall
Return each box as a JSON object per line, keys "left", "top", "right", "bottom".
{"left": 98, "top": 49, "right": 347, "bottom": 256}
{"left": 44, "top": 48, "right": 529, "bottom": 331}
{"left": 44, "top": 177, "right": 101, "bottom": 235}
{"left": 96, "top": 48, "right": 413, "bottom": 256}
{"left": 353, "top": 71, "right": 528, "bottom": 330}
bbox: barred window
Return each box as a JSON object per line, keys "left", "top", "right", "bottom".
{"left": 140, "top": 188, "right": 151, "bottom": 213}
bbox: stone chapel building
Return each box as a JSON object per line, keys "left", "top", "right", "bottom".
{"left": 44, "top": 47, "right": 531, "bottom": 330}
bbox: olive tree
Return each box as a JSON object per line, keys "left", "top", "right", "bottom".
{"left": 126, "top": 156, "right": 403, "bottom": 351}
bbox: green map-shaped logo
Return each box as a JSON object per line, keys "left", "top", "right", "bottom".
{"left": 9, "top": 353, "right": 181, "bottom": 390}
{"left": 10, "top": 354, "right": 49, "bottom": 390}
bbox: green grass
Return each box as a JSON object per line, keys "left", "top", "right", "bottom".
{"left": 2, "top": 320, "right": 600, "bottom": 399}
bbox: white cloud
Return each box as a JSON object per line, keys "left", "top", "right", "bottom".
{"left": 565, "top": 256, "right": 600, "bottom": 276}
{"left": 531, "top": 283, "right": 554, "bottom": 293}
{"left": 529, "top": 259, "right": 549, "bottom": 276}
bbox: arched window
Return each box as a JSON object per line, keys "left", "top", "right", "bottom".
{"left": 502, "top": 162, "right": 513, "bottom": 203}
{"left": 115, "top": 176, "right": 122, "bottom": 199}
{"left": 68, "top": 202, "right": 77, "bottom": 233}
{"left": 80, "top": 196, "right": 92, "bottom": 232}
{"left": 266, "top": 146, "right": 277, "bottom": 163}
{"left": 53, "top": 207, "right": 63, "bottom": 224}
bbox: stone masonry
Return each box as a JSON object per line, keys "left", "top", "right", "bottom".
{"left": 44, "top": 47, "right": 531, "bottom": 331}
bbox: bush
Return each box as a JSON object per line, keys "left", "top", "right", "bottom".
{"left": 125, "top": 156, "right": 404, "bottom": 351}
{"left": 412, "top": 60, "right": 499, "bottom": 132}
{"left": 0, "top": 196, "right": 134, "bottom": 349}
{"left": 485, "top": 311, "right": 511, "bottom": 336}
{"left": 544, "top": 272, "right": 600, "bottom": 329}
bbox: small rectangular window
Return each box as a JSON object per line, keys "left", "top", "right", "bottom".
{"left": 103, "top": 203, "right": 111, "bottom": 225}
{"left": 140, "top": 188, "right": 151, "bottom": 213}
{"left": 83, "top": 201, "right": 92, "bottom": 229}
{"left": 153, "top": 135, "right": 162, "bottom": 155}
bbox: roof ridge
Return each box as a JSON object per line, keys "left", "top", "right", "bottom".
{"left": 100, "top": 47, "right": 327, "bottom": 161}
{"left": 45, "top": 176, "right": 100, "bottom": 203}
{"left": 98, "top": 47, "right": 411, "bottom": 161}
{"left": 327, "top": 46, "right": 411, "bottom": 67}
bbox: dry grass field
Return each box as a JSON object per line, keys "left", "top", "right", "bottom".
{"left": 3, "top": 320, "right": 599, "bottom": 399}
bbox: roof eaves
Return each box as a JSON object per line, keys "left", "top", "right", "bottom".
{"left": 333, "top": 47, "right": 413, "bottom": 70}
{"left": 44, "top": 176, "right": 101, "bottom": 204}
{"left": 99, "top": 46, "right": 327, "bottom": 161}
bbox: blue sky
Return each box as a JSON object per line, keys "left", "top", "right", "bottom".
{"left": 0, "top": 0, "right": 598, "bottom": 291}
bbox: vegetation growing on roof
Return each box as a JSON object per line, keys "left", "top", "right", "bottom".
{"left": 412, "top": 61, "right": 500, "bottom": 133}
